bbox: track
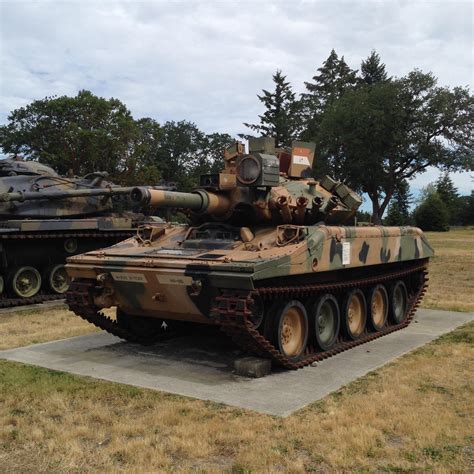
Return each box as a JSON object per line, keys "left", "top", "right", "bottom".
{"left": 66, "top": 280, "right": 179, "bottom": 344}
{"left": 66, "top": 260, "right": 428, "bottom": 370}
{"left": 213, "top": 261, "right": 428, "bottom": 369}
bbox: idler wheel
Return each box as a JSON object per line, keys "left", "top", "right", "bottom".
{"left": 9, "top": 266, "right": 42, "bottom": 298}
{"left": 310, "top": 294, "right": 340, "bottom": 351}
{"left": 273, "top": 300, "right": 308, "bottom": 361}
{"left": 389, "top": 280, "right": 408, "bottom": 324}
{"left": 45, "top": 264, "right": 71, "bottom": 294}
{"left": 342, "top": 289, "right": 367, "bottom": 340}
{"left": 367, "top": 284, "right": 388, "bottom": 331}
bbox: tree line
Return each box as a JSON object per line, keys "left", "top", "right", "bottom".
{"left": 356, "top": 172, "right": 474, "bottom": 230}
{"left": 243, "top": 50, "right": 473, "bottom": 224}
{"left": 0, "top": 90, "right": 235, "bottom": 190}
{"left": 0, "top": 49, "right": 472, "bottom": 225}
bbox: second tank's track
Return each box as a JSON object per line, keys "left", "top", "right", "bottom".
{"left": 65, "top": 260, "right": 428, "bottom": 370}
{"left": 213, "top": 261, "right": 428, "bottom": 369}
{"left": 0, "top": 293, "right": 62, "bottom": 309}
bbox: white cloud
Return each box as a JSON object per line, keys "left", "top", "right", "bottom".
{"left": 1, "top": 0, "right": 472, "bottom": 191}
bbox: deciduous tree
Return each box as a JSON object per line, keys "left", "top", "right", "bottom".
{"left": 317, "top": 71, "right": 473, "bottom": 223}
{"left": 0, "top": 90, "right": 136, "bottom": 179}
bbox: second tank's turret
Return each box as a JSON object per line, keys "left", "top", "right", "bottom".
{"left": 131, "top": 137, "right": 362, "bottom": 226}
{"left": 0, "top": 157, "right": 174, "bottom": 218}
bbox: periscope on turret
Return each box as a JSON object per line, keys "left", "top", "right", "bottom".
{"left": 65, "top": 138, "right": 434, "bottom": 370}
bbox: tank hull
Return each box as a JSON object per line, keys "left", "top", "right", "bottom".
{"left": 66, "top": 224, "right": 433, "bottom": 318}
{"left": 66, "top": 222, "right": 433, "bottom": 368}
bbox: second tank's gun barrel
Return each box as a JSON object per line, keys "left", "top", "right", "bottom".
{"left": 0, "top": 185, "right": 175, "bottom": 203}
{"left": 131, "top": 187, "right": 231, "bottom": 216}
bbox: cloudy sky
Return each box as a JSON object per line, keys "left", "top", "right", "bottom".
{"left": 1, "top": 0, "right": 472, "bottom": 194}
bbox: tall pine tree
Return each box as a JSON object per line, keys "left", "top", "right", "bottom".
{"left": 360, "top": 50, "right": 389, "bottom": 85}
{"left": 436, "top": 172, "right": 460, "bottom": 224}
{"left": 385, "top": 180, "right": 412, "bottom": 225}
{"left": 300, "top": 49, "right": 358, "bottom": 141}
{"left": 243, "top": 70, "right": 300, "bottom": 147}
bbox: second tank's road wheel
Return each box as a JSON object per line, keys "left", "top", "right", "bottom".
{"left": 9, "top": 266, "right": 42, "bottom": 298}
{"left": 45, "top": 264, "right": 71, "bottom": 294}
{"left": 342, "top": 289, "right": 367, "bottom": 340}
{"left": 367, "top": 284, "right": 388, "bottom": 331}
{"left": 310, "top": 294, "right": 340, "bottom": 351}
{"left": 116, "top": 308, "right": 171, "bottom": 343}
{"left": 389, "top": 280, "right": 408, "bottom": 324}
{"left": 272, "top": 300, "right": 308, "bottom": 361}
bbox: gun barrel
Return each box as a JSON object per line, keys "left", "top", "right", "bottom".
{"left": 0, "top": 185, "right": 174, "bottom": 203}
{"left": 131, "top": 187, "right": 231, "bottom": 216}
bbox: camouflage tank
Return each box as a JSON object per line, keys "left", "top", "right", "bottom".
{"left": 66, "top": 138, "right": 434, "bottom": 369}
{"left": 0, "top": 156, "right": 171, "bottom": 306}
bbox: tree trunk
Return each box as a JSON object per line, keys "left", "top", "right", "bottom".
{"left": 371, "top": 198, "right": 382, "bottom": 224}
{"left": 370, "top": 191, "right": 394, "bottom": 225}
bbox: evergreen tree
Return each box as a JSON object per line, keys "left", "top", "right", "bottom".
{"left": 303, "top": 49, "right": 358, "bottom": 110}
{"left": 385, "top": 180, "right": 412, "bottom": 225}
{"left": 243, "top": 70, "right": 300, "bottom": 147}
{"left": 435, "top": 172, "right": 460, "bottom": 224}
{"left": 300, "top": 49, "right": 358, "bottom": 141}
{"left": 458, "top": 192, "right": 474, "bottom": 225}
{"left": 360, "top": 50, "right": 389, "bottom": 85}
{"left": 413, "top": 192, "right": 450, "bottom": 231}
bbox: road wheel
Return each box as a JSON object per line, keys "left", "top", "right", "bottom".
{"left": 0, "top": 275, "right": 4, "bottom": 295}
{"left": 273, "top": 300, "right": 308, "bottom": 361}
{"left": 367, "top": 284, "right": 388, "bottom": 331}
{"left": 45, "top": 264, "right": 71, "bottom": 294}
{"left": 9, "top": 266, "right": 42, "bottom": 298}
{"left": 389, "top": 280, "right": 408, "bottom": 324}
{"left": 342, "top": 289, "right": 367, "bottom": 340}
{"left": 310, "top": 294, "right": 340, "bottom": 351}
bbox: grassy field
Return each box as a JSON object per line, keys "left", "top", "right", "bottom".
{"left": 0, "top": 228, "right": 472, "bottom": 472}
{"left": 422, "top": 228, "right": 474, "bottom": 312}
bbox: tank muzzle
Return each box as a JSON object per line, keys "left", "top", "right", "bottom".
{"left": 130, "top": 187, "right": 151, "bottom": 205}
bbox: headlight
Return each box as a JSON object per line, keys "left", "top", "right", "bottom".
{"left": 236, "top": 155, "right": 261, "bottom": 185}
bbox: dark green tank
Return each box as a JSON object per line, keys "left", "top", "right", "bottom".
{"left": 0, "top": 156, "right": 171, "bottom": 306}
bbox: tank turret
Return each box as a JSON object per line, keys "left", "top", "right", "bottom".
{"left": 131, "top": 138, "right": 362, "bottom": 226}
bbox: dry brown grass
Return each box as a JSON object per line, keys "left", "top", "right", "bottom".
{"left": 0, "top": 228, "right": 472, "bottom": 472}
{"left": 0, "top": 307, "right": 99, "bottom": 351}
{"left": 0, "top": 323, "right": 472, "bottom": 472}
{"left": 422, "top": 228, "right": 474, "bottom": 312}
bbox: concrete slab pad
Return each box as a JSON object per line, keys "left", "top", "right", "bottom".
{"left": 1, "top": 309, "right": 472, "bottom": 416}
